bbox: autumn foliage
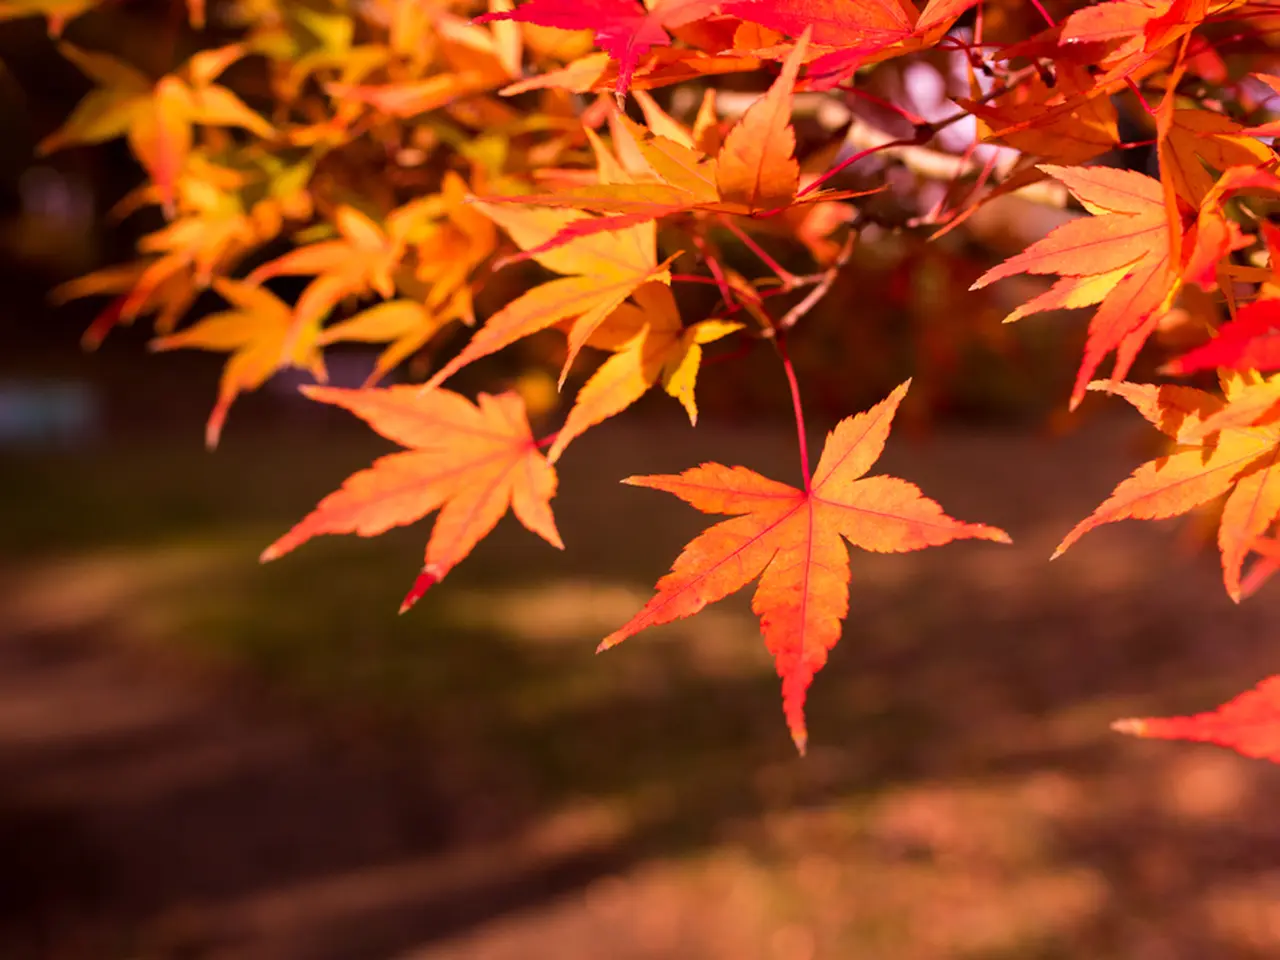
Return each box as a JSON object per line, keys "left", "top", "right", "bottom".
{"left": 25, "top": 0, "right": 1280, "bottom": 756}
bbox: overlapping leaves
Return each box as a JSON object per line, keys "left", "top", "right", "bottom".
{"left": 37, "top": 0, "right": 1280, "bottom": 759}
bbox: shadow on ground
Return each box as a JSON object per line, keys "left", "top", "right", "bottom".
{"left": 5, "top": 406, "right": 1280, "bottom": 960}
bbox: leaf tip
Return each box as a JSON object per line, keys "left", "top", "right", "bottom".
{"left": 400, "top": 565, "right": 440, "bottom": 613}
{"left": 790, "top": 727, "right": 808, "bottom": 756}
{"left": 1111, "top": 717, "right": 1149, "bottom": 737}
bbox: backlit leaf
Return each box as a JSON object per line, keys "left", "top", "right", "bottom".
{"left": 262, "top": 385, "right": 563, "bottom": 608}
{"left": 601, "top": 381, "right": 1010, "bottom": 753}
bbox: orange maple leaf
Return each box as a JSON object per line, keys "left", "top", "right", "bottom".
{"left": 149, "top": 279, "right": 326, "bottom": 449}
{"left": 478, "top": 33, "right": 864, "bottom": 257}
{"left": 1058, "top": 0, "right": 1245, "bottom": 94}
{"left": 424, "top": 200, "right": 673, "bottom": 391}
{"left": 39, "top": 43, "right": 272, "bottom": 213}
{"left": 1114, "top": 676, "right": 1280, "bottom": 763}
{"left": 959, "top": 64, "right": 1120, "bottom": 164}
{"left": 970, "top": 164, "right": 1191, "bottom": 409}
{"left": 601, "top": 380, "right": 1010, "bottom": 753}
{"left": 51, "top": 260, "right": 197, "bottom": 349}
{"left": 331, "top": 12, "right": 521, "bottom": 118}
{"left": 1054, "top": 377, "right": 1280, "bottom": 602}
{"left": 247, "top": 201, "right": 437, "bottom": 329}
{"left": 262, "top": 385, "right": 563, "bottom": 610}
{"left": 317, "top": 294, "right": 467, "bottom": 388}
{"left": 549, "top": 281, "right": 741, "bottom": 461}
{"left": 1158, "top": 108, "right": 1274, "bottom": 209}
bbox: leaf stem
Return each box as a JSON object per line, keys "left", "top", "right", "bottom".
{"left": 719, "top": 216, "right": 800, "bottom": 286}
{"left": 1028, "top": 0, "right": 1056, "bottom": 26}
{"left": 690, "top": 231, "right": 736, "bottom": 308}
{"left": 1126, "top": 77, "right": 1156, "bottom": 116}
{"left": 790, "top": 137, "right": 915, "bottom": 204}
{"left": 775, "top": 330, "right": 812, "bottom": 493}
{"left": 843, "top": 86, "right": 927, "bottom": 127}
{"left": 670, "top": 273, "right": 725, "bottom": 286}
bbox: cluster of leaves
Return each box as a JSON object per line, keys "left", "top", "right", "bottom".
{"left": 24, "top": 0, "right": 1280, "bottom": 757}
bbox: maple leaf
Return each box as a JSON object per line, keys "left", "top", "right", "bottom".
{"left": 1158, "top": 108, "right": 1274, "bottom": 209}
{"left": 1163, "top": 299, "right": 1280, "bottom": 376}
{"left": 331, "top": 12, "right": 520, "bottom": 118}
{"left": 1114, "top": 676, "right": 1280, "bottom": 763}
{"left": 549, "top": 281, "right": 740, "bottom": 461}
{"left": 39, "top": 43, "right": 273, "bottom": 213}
{"left": 477, "top": 34, "right": 864, "bottom": 258}
{"left": 725, "top": 0, "right": 976, "bottom": 88}
{"left": 1050, "top": 0, "right": 1244, "bottom": 100}
{"left": 247, "top": 203, "right": 424, "bottom": 329}
{"left": 1054, "top": 378, "right": 1280, "bottom": 602}
{"left": 958, "top": 65, "right": 1120, "bottom": 164}
{"left": 318, "top": 291, "right": 468, "bottom": 387}
{"left": 50, "top": 260, "right": 198, "bottom": 348}
{"left": 261, "top": 385, "right": 563, "bottom": 610}
{"left": 970, "top": 165, "right": 1189, "bottom": 410}
{"left": 411, "top": 171, "right": 497, "bottom": 323}
{"left": 52, "top": 152, "right": 316, "bottom": 350}
{"left": 150, "top": 279, "right": 326, "bottom": 449}
{"left": 475, "top": 0, "right": 720, "bottom": 102}
{"left": 423, "top": 201, "right": 673, "bottom": 391}
{"left": 600, "top": 380, "right": 1010, "bottom": 753}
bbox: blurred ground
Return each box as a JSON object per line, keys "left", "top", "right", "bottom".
{"left": 6, "top": 371, "right": 1280, "bottom": 960}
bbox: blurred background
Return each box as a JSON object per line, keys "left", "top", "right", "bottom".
{"left": 7, "top": 6, "right": 1280, "bottom": 960}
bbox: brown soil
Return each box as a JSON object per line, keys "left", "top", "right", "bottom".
{"left": 6, "top": 416, "right": 1280, "bottom": 959}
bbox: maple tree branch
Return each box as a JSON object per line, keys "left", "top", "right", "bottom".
{"left": 842, "top": 86, "right": 927, "bottom": 127}
{"left": 777, "top": 233, "right": 857, "bottom": 334}
{"left": 772, "top": 68, "right": 1041, "bottom": 208}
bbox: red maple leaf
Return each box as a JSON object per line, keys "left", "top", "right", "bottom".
{"left": 1114, "top": 676, "right": 1280, "bottom": 763}
{"left": 475, "top": 0, "right": 719, "bottom": 101}
{"left": 726, "top": 0, "right": 976, "bottom": 87}
{"left": 1163, "top": 299, "right": 1280, "bottom": 375}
